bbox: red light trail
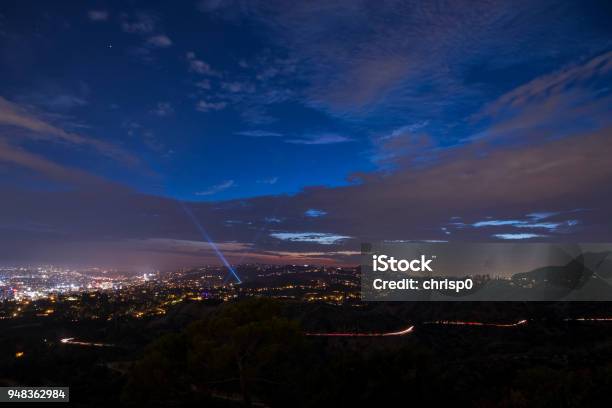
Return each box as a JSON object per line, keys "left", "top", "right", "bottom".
{"left": 424, "top": 319, "right": 528, "bottom": 327}
{"left": 306, "top": 319, "right": 529, "bottom": 337}
{"left": 306, "top": 325, "right": 414, "bottom": 337}
{"left": 60, "top": 337, "right": 115, "bottom": 347}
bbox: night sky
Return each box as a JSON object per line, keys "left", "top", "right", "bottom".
{"left": 0, "top": 1, "right": 611, "bottom": 269}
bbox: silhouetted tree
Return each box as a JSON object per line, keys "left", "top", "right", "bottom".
{"left": 123, "top": 298, "right": 305, "bottom": 406}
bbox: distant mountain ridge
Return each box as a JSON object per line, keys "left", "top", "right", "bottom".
{"left": 512, "top": 251, "right": 612, "bottom": 289}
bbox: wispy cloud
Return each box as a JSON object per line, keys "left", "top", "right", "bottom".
{"left": 270, "top": 232, "right": 351, "bottom": 245}
{"left": 0, "top": 140, "right": 108, "bottom": 186}
{"left": 493, "top": 233, "right": 546, "bottom": 240}
{"left": 472, "top": 50, "right": 612, "bottom": 145}
{"left": 15, "top": 82, "right": 91, "bottom": 112}
{"left": 87, "top": 10, "right": 109, "bottom": 22}
{"left": 305, "top": 209, "right": 327, "bottom": 218}
{"left": 381, "top": 121, "right": 429, "bottom": 140}
{"left": 147, "top": 34, "right": 173, "bottom": 48}
{"left": 195, "top": 180, "right": 235, "bottom": 196}
{"left": 203, "top": 0, "right": 607, "bottom": 131}
{"left": 527, "top": 212, "right": 559, "bottom": 221}
{"left": 118, "top": 12, "right": 173, "bottom": 62}
{"left": 286, "top": 133, "right": 352, "bottom": 145}
{"left": 222, "top": 81, "right": 255, "bottom": 93}
{"left": 196, "top": 100, "right": 227, "bottom": 112}
{"left": 24, "top": 93, "right": 88, "bottom": 111}
{"left": 236, "top": 130, "right": 283, "bottom": 138}
{"left": 472, "top": 219, "right": 578, "bottom": 231}
{"left": 194, "top": 79, "right": 211, "bottom": 90}
{"left": 240, "top": 106, "right": 276, "bottom": 125}
{"left": 257, "top": 176, "right": 279, "bottom": 185}
{"left": 120, "top": 12, "right": 157, "bottom": 34}
{"left": 186, "top": 52, "right": 217, "bottom": 75}
{"left": 152, "top": 102, "right": 174, "bottom": 116}
{"left": 0, "top": 96, "right": 137, "bottom": 165}
{"left": 478, "top": 51, "right": 612, "bottom": 121}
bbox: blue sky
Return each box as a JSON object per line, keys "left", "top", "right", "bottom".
{"left": 0, "top": 1, "right": 611, "bottom": 268}
{"left": 2, "top": 0, "right": 383, "bottom": 200}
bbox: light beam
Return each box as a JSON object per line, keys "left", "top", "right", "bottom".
{"left": 180, "top": 202, "right": 242, "bottom": 284}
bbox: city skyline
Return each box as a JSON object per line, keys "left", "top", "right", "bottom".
{"left": 0, "top": 1, "right": 611, "bottom": 268}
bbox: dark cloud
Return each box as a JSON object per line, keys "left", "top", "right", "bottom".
{"left": 87, "top": 10, "right": 109, "bottom": 22}
{"left": 2, "top": 120, "right": 610, "bottom": 267}
{"left": 0, "top": 97, "right": 139, "bottom": 166}
{"left": 285, "top": 133, "right": 353, "bottom": 145}
{"left": 0, "top": 140, "right": 109, "bottom": 187}
{"left": 151, "top": 102, "right": 174, "bottom": 117}
{"left": 186, "top": 52, "right": 218, "bottom": 75}
{"left": 223, "top": 0, "right": 601, "bottom": 120}
{"left": 236, "top": 130, "right": 283, "bottom": 138}
{"left": 120, "top": 12, "right": 158, "bottom": 34}
{"left": 146, "top": 34, "right": 172, "bottom": 48}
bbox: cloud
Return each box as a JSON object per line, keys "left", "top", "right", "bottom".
{"left": 152, "top": 102, "right": 174, "bottom": 116}
{"left": 471, "top": 218, "right": 579, "bottom": 232}
{"left": 117, "top": 12, "right": 173, "bottom": 62}
{"left": 186, "top": 52, "right": 217, "bottom": 75}
{"left": 478, "top": 51, "right": 612, "bottom": 121}
{"left": 2, "top": 120, "right": 610, "bottom": 267}
{"left": 270, "top": 232, "right": 351, "bottom": 245}
{"left": 305, "top": 209, "right": 327, "bottom": 218}
{"left": 221, "top": 81, "right": 255, "bottom": 93}
{"left": 198, "top": 0, "right": 607, "bottom": 128}
{"left": 127, "top": 238, "right": 254, "bottom": 257}
{"left": 493, "top": 233, "right": 547, "bottom": 240}
{"left": 196, "top": 100, "right": 227, "bottom": 112}
{"left": 19, "top": 93, "right": 88, "bottom": 111}
{"left": 311, "top": 54, "right": 412, "bottom": 112}
{"left": 257, "top": 176, "right": 279, "bottom": 185}
{"left": 236, "top": 130, "right": 282, "bottom": 138}
{"left": 286, "top": 133, "right": 353, "bottom": 145}
{"left": 374, "top": 50, "right": 612, "bottom": 168}
{"left": 226, "top": 2, "right": 439, "bottom": 114}
{"left": 190, "top": 60, "right": 214, "bottom": 75}
{"left": 211, "top": 125, "right": 611, "bottom": 250}
{"left": 240, "top": 106, "right": 276, "bottom": 125}
{"left": 473, "top": 220, "right": 539, "bottom": 228}
{"left": 0, "top": 140, "right": 110, "bottom": 186}
{"left": 381, "top": 121, "right": 429, "bottom": 140}
{"left": 196, "top": 0, "right": 236, "bottom": 13}
{"left": 126, "top": 238, "right": 350, "bottom": 266}
{"left": 195, "top": 80, "right": 211, "bottom": 89}
{"left": 195, "top": 180, "right": 235, "bottom": 196}
{"left": 43, "top": 94, "right": 88, "bottom": 110}
{"left": 527, "top": 212, "right": 559, "bottom": 220}
{"left": 0, "top": 96, "right": 137, "bottom": 165}
{"left": 120, "top": 12, "right": 158, "bottom": 34}
{"left": 472, "top": 50, "right": 612, "bottom": 145}
{"left": 147, "top": 34, "right": 173, "bottom": 48}
{"left": 88, "top": 10, "right": 109, "bottom": 22}
{"left": 14, "top": 82, "right": 91, "bottom": 112}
